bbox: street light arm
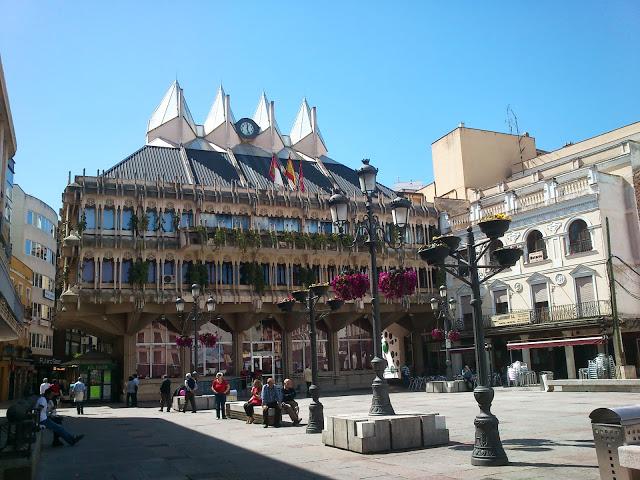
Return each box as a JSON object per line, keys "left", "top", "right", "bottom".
{"left": 440, "top": 265, "right": 472, "bottom": 286}
{"left": 478, "top": 267, "right": 507, "bottom": 284}
{"left": 476, "top": 240, "right": 494, "bottom": 262}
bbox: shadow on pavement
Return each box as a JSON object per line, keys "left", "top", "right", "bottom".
{"left": 36, "top": 412, "right": 332, "bottom": 480}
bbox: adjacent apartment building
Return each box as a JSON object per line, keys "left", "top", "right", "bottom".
{"left": 422, "top": 122, "right": 640, "bottom": 380}
{"left": 57, "top": 82, "right": 439, "bottom": 400}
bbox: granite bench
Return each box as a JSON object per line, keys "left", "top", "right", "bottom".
{"left": 618, "top": 445, "right": 640, "bottom": 479}
{"left": 225, "top": 401, "right": 293, "bottom": 426}
{"left": 172, "top": 392, "right": 237, "bottom": 411}
{"left": 425, "top": 380, "right": 467, "bottom": 393}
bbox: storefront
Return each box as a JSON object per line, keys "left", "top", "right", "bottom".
{"left": 62, "top": 350, "right": 118, "bottom": 402}
{"left": 241, "top": 319, "right": 283, "bottom": 384}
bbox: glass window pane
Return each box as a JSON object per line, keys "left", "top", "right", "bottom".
{"left": 103, "top": 208, "right": 115, "bottom": 230}
{"left": 122, "top": 209, "right": 133, "bottom": 231}
{"left": 84, "top": 208, "right": 96, "bottom": 229}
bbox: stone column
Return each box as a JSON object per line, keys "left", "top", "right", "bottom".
{"left": 520, "top": 335, "right": 531, "bottom": 367}
{"left": 411, "top": 332, "right": 425, "bottom": 376}
{"left": 565, "top": 345, "right": 577, "bottom": 379}
{"left": 123, "top": 333, "right": 137, "bottom": 379}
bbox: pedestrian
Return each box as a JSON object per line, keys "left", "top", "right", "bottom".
{"left": 182, "top": 373, "right": 197, "bottom": 413}
{"left": 211, "top": 372, "right": 230, "bottom": 420}
{"left": 281, "top": 378, "right": 300, "bottom": 425}
{"left": 125, "top": 376, "right": 137, "bottom": 407}
{"left": 72, "top": 377, "right": 87, "bottom": 414}
{"left": 132, "top": 373, "right": 140, "bottom": 407}
{"left": 39, "top": 377, "right": 51, "bottom": 395}
{"left": 243, "top": 379, "right": 262, "bottom": 424}
{"left": 462, "top": 365, "right": 475, "bottom": 391}
{"left": 304, "top": 367, "right": 312, "bottom": 396}
{"left": 261, "top": 377, "right": 282, "bottom": 428}
{"left": 35, "top": 388, "right": 84, "bottom": 446}
{"left": 159, "top": 375, "right": 172, "bottom": 412}
{"left": 49, "top": 379, "right": 62, "bottom": 408}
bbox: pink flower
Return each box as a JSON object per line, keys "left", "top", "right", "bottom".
{"left": 378, "top": 268, "right": 418, "bottom": 299}
{"left": 330, "top": 271, "right": 369, "bottom": 300}
{"left": 431, "top": 328, "right": 444, "bottom": 341}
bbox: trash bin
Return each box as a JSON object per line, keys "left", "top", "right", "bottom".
{"left": 539, "top": 371, "right": 554, "bottom": 392}
{"left": 590, "top": 405, "right": 640, "bottom": 480}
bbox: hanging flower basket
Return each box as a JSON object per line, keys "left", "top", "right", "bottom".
{"left": 327, "top": 298, "right": 344, "bottom": 311}
{"left": 330, "top": 271, "right": 369, "bottom": 301}
{"left": 418, "top": 243, "right": 450, "bottom": 266}
{"left": 378, "top": 268, "right": 418, "bottom": 299}
{"left": 432, "top": 234, "right": 461, "bottom": 252}
{"left": 277, "top": 297, "right": 296, "bottom": 312}
{"left": 309, "top": 283, "right": 330, "bottom": 297}
{"left": 292, "top": 290, "right": 309, "bottom": 303}
{"left": 431, "top": 328, "right": 444, "bottom": 341}
{"left": 478, "top": 214, "right": 511, "bottom": 239}
{"left": 199, "top": 333, "right": 218, "bottom": 348}
{"left": 448, "top": 330, "right": 461, "bottom": 342}
{"left": 492, "top": 247, "right": 523, "bottom": 267}
{"left": 176, "top": 336, "right": 193, "bottom": 348}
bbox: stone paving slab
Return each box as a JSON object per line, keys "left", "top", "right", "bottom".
{"left": 11, "top": 389, "right": 640, "bottom": 479}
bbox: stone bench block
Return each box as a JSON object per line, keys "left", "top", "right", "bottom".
{"left": 172, "top": 393, "right": 237, "bottom": 411}
{"left": 425, "top": 380, "right": 467, "bottom": 393}
{"left": 618, "top": 445, "right": 640, "bottom": 478}
{"left": 225, "top": 401, "right": 291, "bottom": 426}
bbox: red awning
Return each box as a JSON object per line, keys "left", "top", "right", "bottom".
{"left": 507, "top": 336, "right": 607, "bottom": 351}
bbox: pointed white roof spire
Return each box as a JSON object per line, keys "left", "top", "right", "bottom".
{"left": 204, "top": 84, "right": 226, "bottom": 134}
{"left": 253, "top": 92, "right": 270, "bottom": 131}
{"left": 147, "top": 81, "right": 196, "bottom": 134}
{"left": 289, "top": 98, "right": 328, "bottom": 157}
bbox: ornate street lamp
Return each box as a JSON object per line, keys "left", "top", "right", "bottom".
{"left": 418, "top": 222, "right": 522, "bottom": 466}
{"left": 278, "top": 286, "right": 342, "bottom": 433}
{"left": 328, "top": 158, "right": 412, "bottom": 416}
{"left": 175, "top": 285, "right": 210, "bottom": 373}
{"left": 430, "top": 286, "right": 457, "bottom": 379}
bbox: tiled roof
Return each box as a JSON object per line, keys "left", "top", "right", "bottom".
{"left": 185, "top": 149, "right": 240, "bottom": 188}
{"left": 104, "top": 146, "right": 189, "bottom": 183}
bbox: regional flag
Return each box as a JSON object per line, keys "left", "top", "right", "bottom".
{"left": 285, "top": 156, "right": 296, "bottom": 187}
{"left": 269, "top": 154, "right": 284, "bottom": 187}
{"left": 298, "top": 159, "right": 305, "bottom": 192}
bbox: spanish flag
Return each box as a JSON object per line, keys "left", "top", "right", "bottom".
{"left": 285, "top": 155, "right": 296, "bottom": 187}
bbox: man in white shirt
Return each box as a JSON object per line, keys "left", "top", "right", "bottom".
{"left": 72, "top": 377, "right": 87, "bottom": 414}
{"left": 39, "top": 377, "right": 51, "bottom": 395}
{"left": 36, "top": 389, "right": 84, "bottom": 446}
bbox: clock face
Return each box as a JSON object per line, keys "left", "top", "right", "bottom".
{"left": 236, "top": 118, "right": 259, "bottom": 139}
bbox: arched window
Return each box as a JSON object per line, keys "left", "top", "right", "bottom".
{"left": 526, "top": 230, "right": 547, "bottom": 262}
{"left": 568, "top": 220, "right": 592, "bottom": 254}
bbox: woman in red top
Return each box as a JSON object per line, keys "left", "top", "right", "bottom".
{"left": 211, "top": 372, "right": 230, "bottom": 420}
{"left": 243, "top": 379, "right": 262, "bottom": 424}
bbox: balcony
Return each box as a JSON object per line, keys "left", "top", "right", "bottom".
{"left": 483, "top": 300, "right": 611, "bottom": 329}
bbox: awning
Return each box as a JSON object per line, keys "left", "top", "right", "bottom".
{"left": 507, "top": 336, "right": 607, "bottom": 351}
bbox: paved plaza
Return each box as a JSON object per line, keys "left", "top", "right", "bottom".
{"left": 23, "top": 389, "right": 639, "bottom": 479}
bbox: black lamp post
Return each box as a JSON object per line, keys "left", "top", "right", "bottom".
{"left": 278, "top": 286, "right": 342, "bottom": 433}
{"left": 176, "top": 285, "right": 215, "bottom": 373}
{"left": 328, "top": 158, "right": 412, "bottom": 416}
{"left": 419, "top": 222, "right": 522, "bottom": 466}
{"left": 430, "top": 285, "right": 457, "bottom": 380}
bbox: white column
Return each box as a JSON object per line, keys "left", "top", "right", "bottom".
{"left": 565, "top": 345, "right": 576, "bottom": 379}
{"left": 520, "top": 335, "right": 531, "bottom": 366}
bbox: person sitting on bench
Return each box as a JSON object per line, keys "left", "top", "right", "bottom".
{"left": 261, "top": 377, "right": 282, "bottom": 428}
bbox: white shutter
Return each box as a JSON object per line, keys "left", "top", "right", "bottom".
{"left": 576, "top": 276, "right": 595, "bottom": 303}
{"left": 532, "top": 284, "right": 548, "bottom": 303}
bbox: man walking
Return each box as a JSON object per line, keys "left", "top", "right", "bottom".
{"left": 72, "top": 377, "right": 87, "bottom": 414}
{"left": 132, "top": 373, "right": 140, "bottom": 407}
{"left": 261, "top": 377, "right": 282, "bottom": 428}
{"left": 182, "top": 373, "right": 197, "bottom": 413}
{"left": 39, "top": 377, "right": 51, "bottom": 395}
{"left": 159, "top": 375, "right": 172, "bottom": 412}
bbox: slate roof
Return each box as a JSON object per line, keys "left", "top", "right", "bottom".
{"left": 103, "top": 144, "right": 396, "bottom": 198}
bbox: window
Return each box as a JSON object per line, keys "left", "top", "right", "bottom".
{"left": 25, "top": 239, "right": 55, "bottom": 264}
{"left": 121, "top": 260, "right": 132, "bottom": 283}
{"left": 103, "top": 208, "right": 115, "bottom": 230}
{"left": 531, "top": 283, "right": 549, "bottom": 322}
{"left": 163, "top": 261, "right": 175, "bottom": 276}
{"left": 261, "top": 263, "right": 270, "bottom": 285}
{"left": 338, "top": 319, "right": 373, "bottom": 371}
{"left": 181, "top": 210, "right": 193, "bottom": 228}
{"left": 276, "top": 264, "right": 287, "bottom": 286}
{"left": 26, "top": 210, "right": 56, "bottom": 237}
{"left": 328, "top": 266, "right": 337, "bottom": 282}
{"left": 575, "top": 276, "right": 595, "bottom": 318}
{"left": 292, "top": 264, "right": 302, "bottom": 286}
{"left": 292, "top": 322, "right": 330, "bottom": 373}
{"left": 206, "top": 261, "right": 216, "bottom": 284}
{"left": 307, "top": 220, "right": 319, "bottom": 233}
{"left": 416, "top": 225, "right": 425, "bottom": 244}
{"left": 122, "top": 208, "right": 134, "bottom": 231}
{"left": 84, "top": 207, "right": 96, "bottom": 230}
{"left": 82, "top": 259, "right": 95, "bottom": 283}
{"left": 182, "top": 261, "right": 193, "bottom": 284}
{"left": 162, "top": 210, "right": 175, "bottom": 233}
{"left": 233, "top": 215, "right": 250, "bottom": 230}
{"left": 283, "top": 218, "right": 301, "bottom": 232}
{"left": 102, "top": 260, "right": 114, "bottom": 283}
{"left": 526, "top": 230, "right": 547, "bottom": 262}
{"left": 147, "top": 261, "right": 157, "bottom": 284}
{"left": 460, "top": 295, "right": 472, "bottom": 327}
{"left": 320, "top": 221, "right": 333, "bottom": 235}
{"left": 418, "top": 268, "right": 428, "bottom": 288}
{"left": 221, "top": 262, "right": 234, "bottom": 285}
{"left": 494, "top": 289, "right": 509, "bottom": 314}
{"left": 568, "top": 220, "right": 592, "bottom": 254}
{"left": 146, "top": 209, "right": 157, "bottom": 232}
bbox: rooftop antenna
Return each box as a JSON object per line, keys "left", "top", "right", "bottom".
{"left": 506, "top": 105, "right": 526, "bottom": 173}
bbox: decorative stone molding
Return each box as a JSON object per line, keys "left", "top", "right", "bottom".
{"left": 547, "top": 221, "right": 562, "bottom": 234}
{"left": 124, "top": 199, "right": 134, "bottom": 208}
{"left": 165, "top": 253, "right": 174, "bottom": 261}
{"left": 166, "top": 202, "right": 175, "bottom": 210}
{"left": 148, "top": 200, "right": 157, "bottom": 209}
{"left": 146, "top": 253, "right": 156, "bottom": 261}
{"left": 105, "top": 199, "right": 115, "bottom": 207}
{"left": 85, "top": 198, "right": 96, "bottom": 207}
{"left": 505, "top": 231, "right": 521, "bottom": 244}
{"left": 184, "top": 253, "right": 193, "bottom": 261}
{"left": 554, "top": 273, "right": 566, "bottom": 286}
{"left": 122, "top": 251, "right": 133, "bottom": 260}
{"left": 104, "top": 251, "right": 114, "bottom": 259}
{"left": 83, "top": 250, "right": 95, "bottom": 258}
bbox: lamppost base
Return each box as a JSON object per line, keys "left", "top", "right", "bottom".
{"left": 471, "top": 386, "right": 508, "bottom": 466}
{"left": 369, "top": 356, "right": 395, "bottom": 416}
{"left": 306, "top": 385, "right": 324, "bottom": 434}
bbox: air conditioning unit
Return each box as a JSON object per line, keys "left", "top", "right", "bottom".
{"left": 163, "top": 275, "right": 175, "bottom": 284}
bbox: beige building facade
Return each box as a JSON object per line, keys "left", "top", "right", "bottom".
{"left": 57, "top": 82, "right": 440, "bottom": 400}
{"left": 424, "top": 122, "right": 640, "bottom": 379}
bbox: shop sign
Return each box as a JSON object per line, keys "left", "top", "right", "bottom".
{"left": 43, "top": 290, "right": 55, "bottom": 301}
{"left": 36, "top": 357, "right": 62, "bottom": 365}
{"left": 490, "top": 311, "right": 531, "bottom": 327}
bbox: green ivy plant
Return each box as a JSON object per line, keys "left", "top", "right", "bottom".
{"left": 187, "top": 262, "right": 209, "bottom": 288}
{"left": 129, "top": 260, "right": 150, "bottom": 288}
{"left": 77, "top": 212, "right": 87, "bottom": 236}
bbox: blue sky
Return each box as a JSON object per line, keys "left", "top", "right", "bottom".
{"left": 1, "top": 1, "right": 639, "bottom": 211}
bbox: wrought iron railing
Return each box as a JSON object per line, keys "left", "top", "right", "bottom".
{"left": 568, "top": 238, "right": 593, "bottom": 255}
{"left": 481, "top": 300, "right": 611, "bottom": 328}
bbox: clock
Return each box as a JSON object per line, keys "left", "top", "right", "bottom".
{"left": 235, "top": 118, "right": 260, "bottom": 140}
